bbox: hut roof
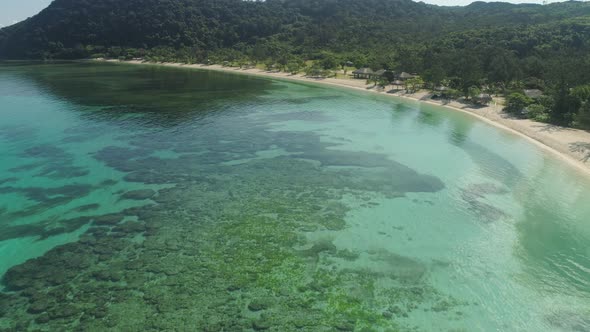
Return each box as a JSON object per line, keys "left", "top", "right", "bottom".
{"left": 475, "top": 93, "right": 492, "bottom": 102}
{"left": 373, "top": 69, "right": 387, "bottom": 76}
{"left": 399, "top": 72, "right": 416, "bottom": 79}
{"left": 352, "top": 68, "right": 374, "bottom": 74}
{"left": 524, "top": 89, "right": 543, "bottom": 99}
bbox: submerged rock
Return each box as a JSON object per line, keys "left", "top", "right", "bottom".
{"left": 73, "top": 203, "right": 100, "bottom": 212}
{"left": 92, "top": 270, "right": 122, "bottom": 282}
{"left": 299, "top": 240, "right": 337, "bottom": 259}
{"left": 124, "top": 170, "right": 170, "bottom": 184}
{"left": 334, "top": 321, "right": 355, "bottom": 331}
{"left": 27, "top": 299, "right": 51, "bottom": 314}
{"left": 0, "top": 177, "right": 18, "bottom": 186}
{"left": 100, "top": 179, "right": 118, "bottom": 186}
{"left": 35, "top": 313, "right": 50, "bottom": 324}
{"left": 93, "top": 214, "right": 124, "bottom": 225}
{"left": 248, "top": 299, "right": 271, "bottom": 312}
{"left": 252, "top": 319, "right": 272, "bottom": 330}
{"left": 48, "top": 304, "right": 80, "bottom": 319}
{"left": 112, "top": 221, "right": 146, "bottom": 234}
{"left": 121, "top": 189, "right": 156, "bottom": 200}
{"left": 22, "top": 144, "right": 66, "bottom": 159}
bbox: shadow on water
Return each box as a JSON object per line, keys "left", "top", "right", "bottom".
{"left": 514, "top": 163, "right": 590, "bottom": 299}
{"left": 1, "top": 61, "right": 278, "bottom": 128}
{"left": 411, "top": 105, "right": 523, "bottom": 188}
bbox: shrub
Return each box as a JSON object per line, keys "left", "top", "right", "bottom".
{"left": 526, "top": 104, "right": 549, "bottom": 122}
{"left": 442, "top": 88, "right": 462, "bottom": 100}
{"left": 504, "top": 93, "right": 533, "bottom": 115}
{"left": 574, "top": 102, "right": 590, "bottom": 130}
{"left": 468, "top": 86, "right": 481, "bottom": 100}
{"left": 90, "top": 53, "right": 105, "bottom": 59}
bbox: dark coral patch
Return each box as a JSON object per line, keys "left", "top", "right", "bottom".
{"left": 0, "top": 125, "right": 37, "bottom": 143}
{"left": 0, "top": 177, "right": 18, "bottom": 186}
{"left": 73, "top": 204, "right": 100, "bottom": 212}
{"left": 120, "top": 189, "right": 156, "bottom": 200}
{"left": 21, "top": 145, "right": 65, "bottom": 159}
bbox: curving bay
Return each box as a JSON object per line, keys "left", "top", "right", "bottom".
{"left": 1, "top": 62, "right": 590, "bottom": 331}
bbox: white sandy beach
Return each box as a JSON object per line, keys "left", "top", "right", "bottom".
{"left": 104, "top": 59, "right": 590, "bottom": 176}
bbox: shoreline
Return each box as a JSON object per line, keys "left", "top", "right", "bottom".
{"left": 101, "top": 59, "right": 590, "bottom": 176}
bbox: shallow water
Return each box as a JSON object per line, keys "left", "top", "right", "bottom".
{"left": 0, "top": 61, "right": 589, "bottom": 331}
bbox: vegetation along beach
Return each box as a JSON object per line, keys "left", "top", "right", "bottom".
{"left": 1, "top": 0, "right": 590, "bottom": 331}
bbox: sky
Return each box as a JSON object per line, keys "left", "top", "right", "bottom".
{"left": 0, "top": 0, "right": 567, "bottom": 28}
{"left": 0, "top": 0, "right": 53, "bottom": 28}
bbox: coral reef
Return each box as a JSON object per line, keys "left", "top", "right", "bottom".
{"left": 0, "top": 126, "right": 457, "bottom": 331}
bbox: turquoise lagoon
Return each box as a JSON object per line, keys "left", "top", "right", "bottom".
{"left": 0, "top": 61, "right": 589, "bottom": 331}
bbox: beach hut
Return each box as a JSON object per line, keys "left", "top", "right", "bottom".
{"left": 473, "top": 93, "right": 493, "bottom": 105}
{"left": 352, "top": 68, "right": 374, "bottom": 79}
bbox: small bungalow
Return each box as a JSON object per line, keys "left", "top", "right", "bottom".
{"left": 352, "top": 68, "right": 374, "bottom": 79}
{"left": 473, "top": 93, "right": 493, "bottom": 105}
{"left": 524, "top": 89, "right": 543, "bottom": 99}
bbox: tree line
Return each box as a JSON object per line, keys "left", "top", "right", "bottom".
{"left": 2, "top": 0, "right": 590, "bottom": 129}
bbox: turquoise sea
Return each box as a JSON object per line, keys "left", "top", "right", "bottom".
{"left": 0, "top": 61, "right": 589, "bottom": 331}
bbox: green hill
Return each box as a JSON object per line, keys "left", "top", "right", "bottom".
{"left": 1, "top": 0, "right": 590, "bottom": 60}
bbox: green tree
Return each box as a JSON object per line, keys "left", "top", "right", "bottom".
{"left": 527, "top": 104, "right": 550, "bottom": 122}
{"left": 575, "top": 102, "right": 590, "bottom": 130}
{"left": 423, "top": 63, "right": 446, "bottom": 88}
{"left": 488, "top": 50, "right": 521, "bottom": 88}
{"left": 504, "top": 93, "right": 533, "bottom": 115}
{"left": 455, "top": 51, "right": 484, "bottom": 97}
{"left": 305, "top": 63, "right": 323, "bottom": 77}
{"left": 406, "top": 77, "right": 425, "bottom": 93}
{"left": 377, "top": 77, "right": 389, "bottom": 89}
{"left": 287, "top": 61, "right": 302, "bottom": 74}
{"left": 468, "top": 86, "right": 482, "bottom": 101}
{"left": 320, "top": 53, "right": 339, "bottom": 70}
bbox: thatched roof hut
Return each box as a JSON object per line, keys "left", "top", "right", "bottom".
{"left": 473, "top": 93, "right": 492, "bottom": 105}
{"left": 352, "top": 68, "right": 374, "bottom": 79}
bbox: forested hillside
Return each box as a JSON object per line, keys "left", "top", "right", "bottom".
{"left": 2, "top": 0, "right": 590, "bottom": 128}
{"left": 2, "top": 0, "right": 590, "bottom": 59}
